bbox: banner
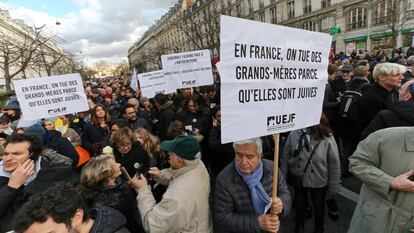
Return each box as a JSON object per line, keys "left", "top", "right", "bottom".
{"left": 138, "top": 70, "right": 175, "bottom": 98}
{"left": 219, "top": 15, "right": 332, "bottom": 143}
{"left": 13, "top": 73, "right": 89, "bottom": 121}
{"left": 161, "top": 49, "right": 213, "bottom": 90}
{"left": 130, "top": 67, "right": 139, "bottom": 90}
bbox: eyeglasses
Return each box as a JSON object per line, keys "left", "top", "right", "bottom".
{"left": 116, "top": 142, "right": 131, "bottom": 148}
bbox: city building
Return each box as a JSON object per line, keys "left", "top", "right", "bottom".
{"left": 0, "top": 8, "right": 73, "bottom": 91}
{"left": 129, "top": 0, "right": 414, "bottom": 71}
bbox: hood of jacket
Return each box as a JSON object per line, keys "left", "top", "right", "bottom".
{"left": 89, "top": 206, "right": 127, "bottom": 233}
{"left": 388, "top": 101, "right": 414, "bottom": 125}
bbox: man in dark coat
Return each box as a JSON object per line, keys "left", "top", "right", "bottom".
{"left": 358, "top": 62, "right": 406, "bottom": 135}
{"left": 122, "top": 104, "right": 151, "bottom": 132}
{"left": 0, "top": 134, "right": 77, "bottom": 232}
{"left": 213, "top": 138, "right": 291, "bottom": 233}
{"left": 13, "top": 183, "right": 129, "bottom": 233}
{"left": 330, "top": 65, "right": 353, "bottom": 97}
{"left": 361, "top": 79, "right": 414, "bottom": 140}
{"left": 339, "top": 65, "right": 371, "bottom": 175}
{"left": 154, "top": 93, "right": 176, "bottom": 141}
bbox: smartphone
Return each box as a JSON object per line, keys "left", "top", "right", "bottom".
{"left": 121, "top": 167, "right": 132, "bottom": 181}
{"left": 28, "top": 152, "right": 35, "bottom": 161}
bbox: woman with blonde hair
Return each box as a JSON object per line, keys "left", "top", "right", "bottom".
{"left": 133, "top": 128, "right": 166, "bottom": 168}
{"left": 80, "top": 154, "right": 144, "bottom": 233}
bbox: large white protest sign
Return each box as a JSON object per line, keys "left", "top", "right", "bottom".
{"left": 138, "top": 70, "right": 175, "bottom": 98}
{"left": 161, "top": 49, "right": 213, "bottom": 90}
{"left": 219, "top": 15, "right": 332, "bottom": 143}
{"left": 13, "top": 73, "right": 89, "bottom": 121}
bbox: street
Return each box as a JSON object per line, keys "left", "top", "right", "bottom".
{"left": 280, "top": 175, "right": 362, "bottom": 233}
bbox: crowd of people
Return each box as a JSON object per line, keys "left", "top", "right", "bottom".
{"left": 0, "top": 46, "right": 414, "bottom": 233}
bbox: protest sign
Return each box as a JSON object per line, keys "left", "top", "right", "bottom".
{"left": 161, "top": 49, "right": 213, "bottom": 90}
{"left": 138, "top": 70, "right": 175, "bottom": 98}
{"left": 13, "top": 73, "right": 88, "bottom": 121}
{"left": 219, "top": 15, "right": 332, "bottom": 143}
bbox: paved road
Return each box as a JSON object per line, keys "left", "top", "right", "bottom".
{"left": 280, "top": 175, "right": 362, "bottom": 233}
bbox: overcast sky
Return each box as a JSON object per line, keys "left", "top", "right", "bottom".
{"left": 0, "top": 0, "right": 178, "bottom": 66}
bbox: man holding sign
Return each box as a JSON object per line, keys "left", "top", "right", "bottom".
{"left": 213, "top": 138, "right": 291, "bottom": 233}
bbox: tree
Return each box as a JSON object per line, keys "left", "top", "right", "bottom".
{"left": 384, "top": 0, "right": 409, "bottom": 48}
{"left": 0, "top": 25, "right": 51, "bottom": 91}
{"left": 114, "top": 60, "right": 130, "bottom": 75}
{"left": 173, "top": 0, "right": 235, "bottom": 55}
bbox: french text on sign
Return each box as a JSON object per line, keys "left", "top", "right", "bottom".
{"left": 13, "top": 73, "right": 88, "bottom": 121}
{"left": 219, "top": 15, "right": 332, "bottom": 143}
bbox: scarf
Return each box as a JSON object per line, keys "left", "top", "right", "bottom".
{"left": 234, "top": 160, "right": 271, "bottom": 215}
{"left": 0, "top": 158, "right": 42, "bottom": 185}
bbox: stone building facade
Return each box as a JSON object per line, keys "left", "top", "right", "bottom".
{"left": 129, "top": 0, "right": 414, "bottom": 71}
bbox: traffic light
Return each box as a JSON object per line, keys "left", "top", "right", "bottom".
{"left": 331, "top": 25, "right": 340, "bottom": 35}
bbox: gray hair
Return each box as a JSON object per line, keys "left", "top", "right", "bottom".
{"left": 182, "top": 152, "right": 201, "bottom": 166}
{"left": 233, "top": 138, "right": 263, "bottom": 156}
{"left": 372, "top": 62, "right": 407, "bottom": 80}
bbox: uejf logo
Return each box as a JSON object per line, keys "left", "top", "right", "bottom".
{"left": 182, "top": 80, "right": 196, "bottom": 86}
{"left": 267, "top": 113, "right": 296, "bottom": 132}
{"left": 48, "top": 107, "right": 67, "bottom": 115}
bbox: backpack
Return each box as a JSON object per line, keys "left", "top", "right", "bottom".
{"left": 338, "top": 82, "right": 370, "bottom": 122}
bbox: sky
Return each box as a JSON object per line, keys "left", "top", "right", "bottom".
{"left": 0, "top": 0, "right": 178, "bottom": 66}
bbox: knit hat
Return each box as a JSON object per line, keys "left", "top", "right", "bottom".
{"left": 4, "top": 98, "right": 20, "bottom": 110}
{"left": 160, "top": 136, "right": 200, "bottom": 160}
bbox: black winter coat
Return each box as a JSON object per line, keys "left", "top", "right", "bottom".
{"left": 89, "top": 206, "right": 130, "bottom": 233}
{"left": 177, "top": 106, "right": 211, "bottom": 136}
{"left": 0, "top": 158, "right": 77, "bottom": 232}
{"left": 213, "top": 159, "right": 292, "bottom": 233}
{"left": 156, "top": 101, "right": 176, "bottom": 141}
{"left": 45, "top": 130, "right": 79, "bottom": 167}
{"left": 358, "top": 82, "right": 399, "bottom": 135}
{"left": 208, "top": 126, "right": 234, "bottom": 175}
{"left": 339, "top": 77, "right": 371, "bottom": 139}
{"left": 82, "top": 122, "right": 110, "bottom": 156}
{"left": 361, "top": 101, "right": 414, "bottom": 140}
{"left": 114, "top": 141, "right": 150, "bottom": 178}
{"left": 82, "top": 178, "right": 144, "bottom": 233}
{"left": 330, "top": 76, "right": 350, "bottom": 97}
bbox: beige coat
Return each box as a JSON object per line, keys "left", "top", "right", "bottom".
{"left": 137, "top": 161, "right": 212, "bottom": 233}
{"left": 349, "top": 127, "right": 414, "bottom": 233}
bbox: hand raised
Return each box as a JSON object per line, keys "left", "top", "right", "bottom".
{"left": 8, "top": 159, "right": 35, "bottom": 189}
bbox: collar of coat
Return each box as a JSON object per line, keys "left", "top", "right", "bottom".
{"left": 168, "top": 160, "right": 199, "bottom": 179}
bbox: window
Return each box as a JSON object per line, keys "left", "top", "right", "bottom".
{"left": 347, "top": 8, "right": 366, "bottom": 30}
{"left": 408, "top": 0, "right": 414, "bottom": 16}
{"left": 235, "top": 4, "right": 242, "bottom": 17}
{"left": 259, "top": 11, "right": 266, "bottom": 22}
{"left": 320, "top": 16, "right": 335, "bottom": 33}
{"left": 271, "top": 7, "right": 277, "bottom": 23}
{"left": 248, "top": 0, "right": 254, "bottom": 14}
{"left": 259, "top": 0, "right": 265, "bottom": 9}
{"left": 322, "top": 0, "right": 331, "bottom": 8}
{"left": 303, "top": 21, "right": 317, "bottom": 31}
{"left": 373, "top": 0, "right": 394, "bottom": 25}
{"left": 303, "top": 0, "right": 312, "bottom": 14}
{"left": 288, "top": 0, "right": 295, "bottom": 19}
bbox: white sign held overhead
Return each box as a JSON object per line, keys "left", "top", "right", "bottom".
{"left": 219, "top": 15, "right": 332, "bottom": 143}
{"left": 138, "top": 70, "right": 175, "bottom": 99}
{"left": 13, "top": 73, "right": 89, "bottom": 121}
{"left": 161, "top": 49, "right": 213, "bottom": 90}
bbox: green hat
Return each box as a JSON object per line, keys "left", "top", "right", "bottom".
{"left": 161, "top": 136, "right": 200, "bottom": 160}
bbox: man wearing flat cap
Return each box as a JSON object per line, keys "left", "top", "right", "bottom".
{"left": 330, "top": 64, "right": 354, "bottom": 97}
{"left": 128, "top": 135, "right": 212, "bottom": 233}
